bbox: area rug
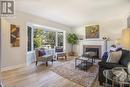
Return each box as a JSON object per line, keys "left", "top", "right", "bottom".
{"left": 50, "top": 59, "right": 99, "bottom": 87}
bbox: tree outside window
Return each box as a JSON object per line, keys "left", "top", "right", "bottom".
{"left": 57, "top": 32, "right": 63, "bottom": 46}
{"left": 33, "top": 29, "right": 56, "bottom": 49}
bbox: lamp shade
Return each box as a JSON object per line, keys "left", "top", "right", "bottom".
{"left": 122, "top": 28, "right": 130, "bottom": 50}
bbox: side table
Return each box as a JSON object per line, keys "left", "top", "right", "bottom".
{"left": 103, "top": 68, "right": 130, "bottom": 87}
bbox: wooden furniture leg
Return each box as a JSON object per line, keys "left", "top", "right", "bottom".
{"left": 36, "top": 61, "right": 38, "bottom": 66}
{"left": 65, "top": 55, "right": 67, "bottom": 60}
{"left": 46, "top": 61, "right": 48, "bottom": 66}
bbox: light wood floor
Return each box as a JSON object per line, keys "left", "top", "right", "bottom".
{"left": 1, "top": 57, "right": 101, "bottom": 87}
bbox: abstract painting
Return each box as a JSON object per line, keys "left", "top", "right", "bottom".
{"left": 85, "top": 25, "right": 99, "bottom": 39}
{"left": 10, "top": 24, "right": 20, "bottom": 47}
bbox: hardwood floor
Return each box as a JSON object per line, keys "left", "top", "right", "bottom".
{"left": 1, "top": 57, "right": 101, "bottom": 87}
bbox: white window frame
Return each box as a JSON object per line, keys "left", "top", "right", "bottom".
{"left": 27, "top": 25, "right": 34, "bottom": 53}
{"left": 28, "top": 24, "right": 66, "bottom": 51}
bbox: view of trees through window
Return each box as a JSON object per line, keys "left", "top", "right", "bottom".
{"left": 57, "top": 32, "right": 63, "bottom": 46}
{"left": 33, "top": 29, "right": 63, "bottom": 49}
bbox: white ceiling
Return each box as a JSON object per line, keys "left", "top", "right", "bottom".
{"left": 16, "top": 0, "right": 130, "bottom": 28}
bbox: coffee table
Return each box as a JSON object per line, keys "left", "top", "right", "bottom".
{"left": 75, "top": 56, "right": 93, "bottom": 71}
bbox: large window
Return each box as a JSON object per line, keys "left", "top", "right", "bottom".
{"left": 32, "top": 28, "right": 64, "bottom": 49}
{"left": 27, "top": 26, "right": 32, "bottom": 52}
{"left": 57, "top": 32, "right": 63, "bottom": 46}
{"left": 43, "top": 31, "right": 56, "bottom": 48}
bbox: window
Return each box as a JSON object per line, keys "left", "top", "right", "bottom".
{"left": 27, "top": 26, "right": 65, "bottom": 51}
{"left": 27, "top": 26, "right": 32, "bottom": 52}
{"left": 43, "top": 31, "right": 56, "bottom": 48}
{"left": 33, "top": 29, "right": 44, "bottom": 49}
{"left": 57, "top": 32, "right": 63, "bottom": 46}
{"left": 33, "top": 29, "right": 57, "bottom": 49}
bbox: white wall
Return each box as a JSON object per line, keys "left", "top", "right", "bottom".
{"left": 72, "top": 18, "right": 127, "bottom": 54}
{"left": 74, "top": 18, "right": 126, "bottom": 40}
{"left": 1, "top": 11, "right": 72, "bottom": 71}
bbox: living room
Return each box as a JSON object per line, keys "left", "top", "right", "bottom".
{"left": 0, "top": 0, "right": 130, "bottom": 87}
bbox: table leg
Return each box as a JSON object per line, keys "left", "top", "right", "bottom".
{"left": 105, "top": 72, "right": 108, "bottom": 87}
{"left": 46, "top": 61, "right": 48, "bottom": 66}
{"left": 75, "top": 59, "right": 77, "bottom": 69}
{"left": 112, "top": 80, "right": 114, "bottom": 87}
{"left": 92, "top": 57, "right": 93, "bottom": 65}
{"left": 65, "top": 55, "right": 67, "bottom": 60}
{"left": 86, "top": 60, "right": 87, "bottom": 71}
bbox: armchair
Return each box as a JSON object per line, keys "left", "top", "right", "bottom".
{"left": 54, "top": 46, "right": 67, "bottom": 60}
{"left": 35, "top": 48, "right": 53, "bottom": 66}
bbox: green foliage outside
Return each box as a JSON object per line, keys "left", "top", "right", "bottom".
{"left": 43, "top": 31, "right": 56, "bottom": 48}
{"left": 33, "top": 29, "right": 56, "bottom": 48}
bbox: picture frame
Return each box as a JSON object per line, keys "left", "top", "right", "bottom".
{"left": 85, "top": 25, "right": 99, "bottom": 39}
{"left": 10, "top": 24, "right": 20, "bottom": 47}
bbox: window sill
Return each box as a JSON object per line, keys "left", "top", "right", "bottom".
{"left": 27, "top": 51, "right": 34, "bottom": 54}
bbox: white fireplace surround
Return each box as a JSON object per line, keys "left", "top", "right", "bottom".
{"left": 77, "top": 39, "right": 107, "bottom": 58}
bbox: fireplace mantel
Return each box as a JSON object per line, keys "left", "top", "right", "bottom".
{"left": 77, "top": 39, "right": 107, "bottom": 58}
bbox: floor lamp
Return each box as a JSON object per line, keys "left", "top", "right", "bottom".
{"left": 122, "top": 28, "right": 130, "bottom": 50}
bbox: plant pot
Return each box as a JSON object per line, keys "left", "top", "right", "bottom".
{"left": 69, "top": 51, "right": 75, "bottom": 56}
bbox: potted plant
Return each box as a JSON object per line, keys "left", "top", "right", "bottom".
{"left": 67, "top": 33, "right": 78, "bottom": 56}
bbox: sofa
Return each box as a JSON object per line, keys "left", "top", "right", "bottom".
{"left": 98, "top": 49, "right": 130, "bottom": 85}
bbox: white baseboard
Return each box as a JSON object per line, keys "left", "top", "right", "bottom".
{"left": 1, "top": 64, "right": 26, "bottom": 72}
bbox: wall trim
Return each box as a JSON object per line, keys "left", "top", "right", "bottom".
{"left": 1, "top": 63, "right": 26, "bottom": 72}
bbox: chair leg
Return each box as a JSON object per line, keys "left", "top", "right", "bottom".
{"left": 46, "top": 61, "right": 48, "bottom": 66}
{"left": 36, "top": 61, "right": 38, "bottom": 66}
{"left": 57, "top": 56, "right": 58, "bottom": 60}
{"left": 65, "top": 55, "right": 67, "bottom": 60}
{"left": 51, "top": 59, "right": 53, "bottom": 64}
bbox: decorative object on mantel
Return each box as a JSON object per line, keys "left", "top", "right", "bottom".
{"left": 102, "top": 36, "right": 109, "bottom": 40}
{"left": 127, "top": 15, "right": 130, "bottom": 28}
{"left": 67, "top": 33, "right": 78, "bottom": 56}
{"left": 10, "top": 24, "right": 20, "bottom": 47}
{"left": 85, "top": 25, "right": 99, "bottom": 39}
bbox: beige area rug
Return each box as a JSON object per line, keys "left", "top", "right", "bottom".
{"left": 51, "top": 59, "right": 99, "bottom": 87}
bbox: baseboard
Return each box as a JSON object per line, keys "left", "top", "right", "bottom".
{"left": 1, "top": 63, "right": 26, "bottom": 72}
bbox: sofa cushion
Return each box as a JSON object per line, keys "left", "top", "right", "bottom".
{"left": 98, "top": 61, "right": 123, "bottom": 69}
{"left": 42, "top": 49, "right": 46, "bottom": 55}
{"left": 102, "top": 52, "right": 109, "bottom": 62}
{"left": 120, "top": 50, "right": 130, "bottom": 67}
{"left": 108, "top": 51, "right": 122, "bottom": 63}
{"left": 38, "top": 49, "right": 46, "bottom": 57}
{"left": 38, "top": 50, "right": 44, "bottom": 57}
{"left": 55, "top": 47, "right": 63, "bottom": 52}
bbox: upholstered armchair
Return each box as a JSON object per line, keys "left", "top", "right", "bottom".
{"left": 54, "top": 46, "right": 67, "bottom": 60}
{"left": 35, "top": 48, "right": 53, "bottom": 66}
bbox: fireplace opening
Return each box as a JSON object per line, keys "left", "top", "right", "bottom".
{"left": 85, "top": 48, "right": 99, "bottom": 58}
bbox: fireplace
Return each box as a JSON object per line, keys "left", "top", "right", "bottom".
{"left": 83, "top": 45, "right": 102, "bottom": 59}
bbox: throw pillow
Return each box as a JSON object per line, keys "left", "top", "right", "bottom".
{"left": 102, "top": 52, "right": 108, "bottom": 62}
{"left": 120, "top": 50, "right": 130, "bottom": 67}
{"left": 108, "top": 51, "right": 122, "bottom": 63}
{"left": 42, "top": 50, "right": 46, "bottom": 55}
{"left": 38, "top": 50, "right": 43, "bottom": 57}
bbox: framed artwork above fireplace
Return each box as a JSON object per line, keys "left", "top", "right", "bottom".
{"left": 85, "top": 25, "right": 99, "bottom": 39}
